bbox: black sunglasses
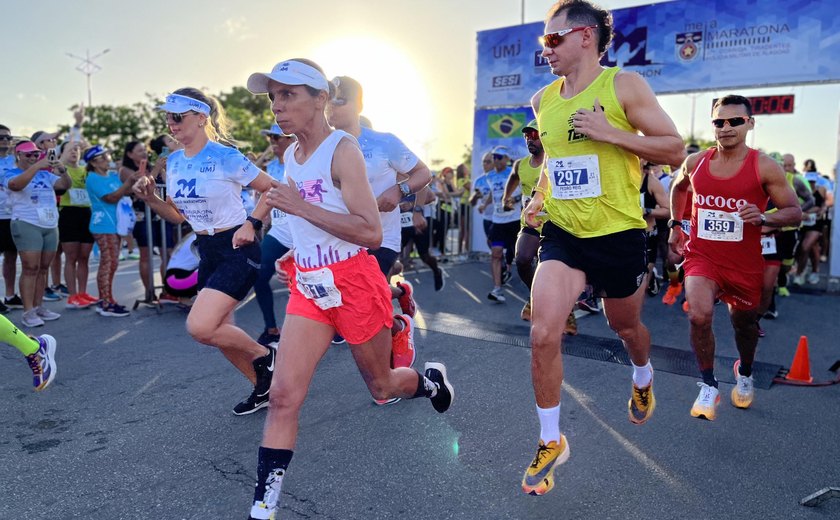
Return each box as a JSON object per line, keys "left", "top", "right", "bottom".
{"left": 165, "top": 112, "right": 195, "bottom": 124}
{"left": 493, "top": 154, "right": 507, "bottom": 160}
{"left": 0, "top": 135, "right": 13, "bottom": 141}
{"left": 712, "top": 117, "right": 749, "bottom": 128}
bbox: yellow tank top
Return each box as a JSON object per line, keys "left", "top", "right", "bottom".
{"left": 517, "top": 156, "right": 543, "bottom": 232}
{"left": 536, "top": 67, "right": 645, "bottom": 238}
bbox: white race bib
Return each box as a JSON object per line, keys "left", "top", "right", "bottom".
{"left": 547, "top": 154, "right": 602, "bottom": 200}
{"left": 69, "top": 188, "right": 91, "bottom": 206}
{"left": 803, "top": 213, "right": 817, "bottom": 226}
{"left": 296, "top": 266, "right": 342, "bottom": 310}
{"left": 400, "top": 212, "right": 413, "bottom": 228}
{"left": 37, "top": 206, "right": 58, "bottom": 227}
{"left": 761, "top": 235, "right": 777, "bottom": 255}
{"left": 696, "top": 209, "right": 743, "bottom": 242}
{"left": 681, "top": 219, "right": 692, "bottom": 237}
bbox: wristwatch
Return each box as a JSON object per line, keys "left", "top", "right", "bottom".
{"left": 246, "top": 216, "right": 263, "bottom": 231}
{"left": 759, "top": 213, "right": 766, "bottom": 226}
{"left": 398, "top": 181, "right": 411, "bottom": 197}
{"left": 667, "top": 219, "right": 683, "bottom": 229}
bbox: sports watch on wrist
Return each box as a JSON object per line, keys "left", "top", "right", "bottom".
{"left": 398, "top": 181, "right": 411, "bottom": 197}
{"left": 759, "top": 213, "right": 766, "bottom": 226}
{"left": 667, "top": 219, "right": 683, "bottom": 229}
{"left": 246, "top": 216, "right": 263, "bottom": 231}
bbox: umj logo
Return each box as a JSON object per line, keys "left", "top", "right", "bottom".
{"left": 488, "top": 113, "right": 526, "bottom": 138}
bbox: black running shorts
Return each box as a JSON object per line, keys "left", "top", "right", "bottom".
{"left": 195, "top": 226, "right": 261, "bottom": 301}
{"left": 538, "top": 221, "right": 647, "bottom": 299}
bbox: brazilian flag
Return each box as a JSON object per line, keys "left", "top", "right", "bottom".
{"left": 488, "top": 113, "right": 526, "bottom": 138}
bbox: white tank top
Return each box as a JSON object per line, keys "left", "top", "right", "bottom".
{"left": 283, "top": 130, "right": 365, "bottom": 268}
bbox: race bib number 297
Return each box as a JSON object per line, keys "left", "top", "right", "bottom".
{"left": 547, "top": 154, "right": 602, "bottom": 200}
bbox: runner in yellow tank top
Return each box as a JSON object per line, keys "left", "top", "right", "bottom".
{"left": 519, "top": 0, "right": 686, "bottom": 497}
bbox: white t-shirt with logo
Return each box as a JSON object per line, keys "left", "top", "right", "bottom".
{"left": 0, "top": 155, "right": 16, "bottom": 219}
{"left": 265, "top": 158, "right": 293, "bottom": 248}
{"left": 166, "top": 141, "right": 259, "bottom": 234}
{"left": 487, "top": 167, "right": 521, "bottom": 224}
{"left": 3, "top": 168, "right": 60, "bottom": 228}
{"left": 358, "top": 127, "right": 419, "bottom": 252}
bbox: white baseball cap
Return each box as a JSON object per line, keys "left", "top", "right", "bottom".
{"left": 156, "top": 94, "right": 211, "bottom": 115}
{"left": 247, "top": 60, "right": 330, "bottom": 94}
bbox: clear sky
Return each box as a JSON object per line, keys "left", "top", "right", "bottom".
{"left": 2, "top": 0, "right": 837, "bottom": 175}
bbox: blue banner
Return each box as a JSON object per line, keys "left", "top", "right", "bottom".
{"left": 475, "top": 0, "right": 840, "bottom": 107}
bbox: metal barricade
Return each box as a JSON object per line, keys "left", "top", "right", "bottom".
{"left": 132, "top": 183, "right": 171, "bottom": 311}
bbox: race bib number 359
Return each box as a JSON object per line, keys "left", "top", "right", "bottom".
{"left": 547, "top": 154, "right": 602, "bottom": 200}
{"left": 697, "top": 209, "right": 743, "bottom": 242}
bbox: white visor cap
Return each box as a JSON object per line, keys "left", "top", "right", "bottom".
{"left": 247, "top": 60, "right": 330, "bottom": 94}
{"left": 156, "top": 93, "right": 211, "bottom": 115}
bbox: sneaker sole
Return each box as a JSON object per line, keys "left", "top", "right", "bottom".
{"left": 38, "top": 315, "right": 61, "bottom": 321}
{"left": 232, "top": 399, "right": 269, "bottom": 416}
{"left": 98, "top": 312, "right": 130, "bottom": 317}
{"left": 425, "top": 362, "right": 454, "bottom": 413}
{"left": 37, "top": 334, "right": 57, "bottom": 391}
{"left": 731, "top": 360, "right": 753, "bottom": 409}
{"left": 373, "top": 397, "right": 401, "bottom": 406}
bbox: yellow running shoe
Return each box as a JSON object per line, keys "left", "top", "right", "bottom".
{"left": 521, "top": 436, "right": 570, "bottom": 496}
{"left": 690, "top": 382, "right": 721, "bottom": 420}
{"left": 521, "top": 301, "right": 532, "bottom": 322}
{"left": 730, "top": 360, "right": 754, "bottom": 409}
{"left": 563, "top": 313, "right": 577, "bottom": 336}
{"left": 628, "top": 377, "right": 656, "bottom": 425}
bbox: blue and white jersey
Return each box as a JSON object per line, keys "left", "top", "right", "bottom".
{"left": 166, "top": 141, "right": 258, "bottom": 234}
{"left": 265, "top": 158, "right": 293, "bottom": 248}
{"left": 0, "top": 155, "right": 16, "bottom": 219}
{"left": 486, "top": 167, "right": 521, "bottom": 224}
{"left": 86, "top": 171, "right": 122, "bottom": 234}
{"left": 358, "top": 127, "right": 419, "bottom": 252}
{"left": 3, "top": 167, "right": 60, "bottom": 228}
{"left": 473, "top": 174, "right": 493, "bottom": 221}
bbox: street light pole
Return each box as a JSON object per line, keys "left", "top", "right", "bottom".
{"left": 65, "top": 48, "right": 110, "bottom": 106}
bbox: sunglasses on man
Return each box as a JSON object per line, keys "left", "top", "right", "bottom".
{"left": 540, "top": 26, "right": 598, "bottom": 48}
{"left": 492, "top": 154, "right": 507, "bottom": 161}
{"left": 712, "top": 117, "right": 749, "bottom": 128}
{"left": 0, "top": 135, "right": 13, "bottom": 141}
{"left": 523, "top": 128, "right": 539, "bottom": 140}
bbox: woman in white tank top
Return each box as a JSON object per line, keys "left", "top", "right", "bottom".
{"left": 243, "top": 58, "right": 454, "bottom": 520}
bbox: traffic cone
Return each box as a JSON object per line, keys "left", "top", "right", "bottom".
{"left": 785, "top": 336, "right": 813, "bottom": 383}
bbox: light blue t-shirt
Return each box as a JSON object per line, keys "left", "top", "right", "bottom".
{"left": 358, "top": 127, "right": 420, "bottom": 252}
{"left": 486, "top": 167, "right": 521, "bottom": 224}
{"left": 86, "top": 171, "right": 122, "bottom": 234}
{"left": 0, "top": 155, "right": 16, "bottom": 219}
{"left": 166, "top": 141, "right": 259, "bottom": 233}
{"left": 473, "top": 174, "right": 493, "bottom": 221}
{"left": 3, "top": 168, "right": 60, "bottom": 228}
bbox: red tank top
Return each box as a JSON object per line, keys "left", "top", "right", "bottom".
{"left": 686, "top": 148, "right": 768, "bottom": 271}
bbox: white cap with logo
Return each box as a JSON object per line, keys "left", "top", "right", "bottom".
{"left": 247, "top": 60, "right": 330, "bottom": 94}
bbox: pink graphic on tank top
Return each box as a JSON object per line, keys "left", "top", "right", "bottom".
{"left": 295, "top": 243, "right": 363, "bottom": 268}
{"left": 298, "top": 179, "right": 328, "bottom": 203}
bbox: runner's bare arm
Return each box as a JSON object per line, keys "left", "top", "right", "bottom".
{"left": 791, "top": 175, "right": 815, "bottom": 212}
{"left": 751, "top": 155, "right": 801, "bottom": 228}
{"left": 378, "top": 160, "right": 432, "bottom": 212}
{"left": 267, "top": 138, "right": 382, "bottom": 249}
{"left": 648, "top": 174, "right": 670, "bottom": 219}
{"left": 503, "top": 159, "right": 522, "bottom": 203}
{"left": 600, "top": 72, "right": 685, "bottom": 168}
{"left": 669, "top": 153, "right": 699, "bottom": 222}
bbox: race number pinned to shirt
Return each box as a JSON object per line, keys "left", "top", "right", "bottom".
{"left": 271, "top": 208, "right": 287, "bottom": 224}
{"left": 547, "top": 154, "right": 602, "bottom": 200}
{"left": 69, "top": 188, "right": 91, "bottom": 206}
{"left": 802, "top": 213, "right": 817, "bottom": 227}
{"left": 400, "top": 212, "right": 413, "bottom": 228}
{"left": 761, "top": 235, "right": 777, "bottom": 255}
{"left": 296, "top": 266, "right": 342, "bottom": 310}
{"left": 697, "top": 209, "right": 743, "bottom": 242}
{"left": 37, "top": 206, "right": 59, "bottom": 227}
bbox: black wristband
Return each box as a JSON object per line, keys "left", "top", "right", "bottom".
{"left": 246, "top": 216, "right": 263, "bottom": 231}
{"left": 667, "top": 219, "right": 683, "bottom": 229}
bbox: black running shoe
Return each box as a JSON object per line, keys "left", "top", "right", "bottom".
{"left": 424, "top": 362, "right": 454, "bottom": 413}
{"left": 502, "top": 267, "right": 513, "bottom": 285}
{"left": 4, "top": 294, "right": 24, "bottom": 309}
{"left": 257, "top": 329, "right": 280, "bottom": 347}
{"left": 233, "top": 390, "right": 269, "bottom": 416}
{"left": 234, "top": 347, "right": 275, "bottom": 416}
{"left": 433, "top": 267, "right": 445, "bottom": 292}
{"left": 0, "top": 300, "right": 8, "bottom": 314}
{"left": 646, "top": 275, "right": 660, "bottom": 296}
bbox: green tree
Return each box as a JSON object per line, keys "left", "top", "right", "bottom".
{"left": 218, "top": 86, "right": 275, "bottom": 154}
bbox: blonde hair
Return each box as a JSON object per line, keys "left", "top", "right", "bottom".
{"left": 172, "top": 87, "right": 234, "bottom": 146}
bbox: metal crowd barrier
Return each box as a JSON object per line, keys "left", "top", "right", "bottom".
{"left": 132, "top": 183, "right": 179, "bottom": 311}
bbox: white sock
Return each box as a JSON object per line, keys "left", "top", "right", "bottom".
{"left": 537, "top": 404, "right": 561, "bottom": 443}
{"left": 632, "top": 361, "right": 653, "bottom": 387}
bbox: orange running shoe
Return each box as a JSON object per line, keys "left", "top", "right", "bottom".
{"left": 662, "top": 282, "right": 683, "bottom": 305}
{"left": 396, "top": 281, "right": 416, "bottom": 317}
{"left": 682, "top": 300, "right": 690, "bottom": 313}
{"left": 391, "top": 314, "right": 416, "bottom": 369}
{"left": 522, "top": 436, "right": 570, "bottom": 496}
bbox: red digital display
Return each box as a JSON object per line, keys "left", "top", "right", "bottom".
{"left": 712, "top": 95, "right": 795, "bottom": 116}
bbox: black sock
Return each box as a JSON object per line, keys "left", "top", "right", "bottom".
{"left": 253, "top": 447, "right": 294, "bottom": 504}
{"left": 412, "top": 371, "right": 436, "bottom": 399}
{"left": 701, "top": 369, "right": 718, "bottom": 388}
{"left": 738, "top": 363, "right": 752, "bottom": 377}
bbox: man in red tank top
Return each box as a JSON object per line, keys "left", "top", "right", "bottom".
{"left": 669, "top": 95, "right": 801, "bottom": 421}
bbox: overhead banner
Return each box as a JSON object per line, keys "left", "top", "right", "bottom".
{"left": 475, "top": 0, "right": 840, "bottom": 107}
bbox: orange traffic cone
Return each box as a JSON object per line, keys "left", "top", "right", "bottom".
{"left": 785, "top": 336, "right": 814, "bottom": 383}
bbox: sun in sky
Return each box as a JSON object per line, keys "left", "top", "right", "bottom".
{"left": 311, "top": 36, "right": 433, "bottom": 159}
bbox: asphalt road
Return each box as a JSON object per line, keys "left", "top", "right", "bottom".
{"left": 1, "top": 257, "right": 839, "bottom": 519}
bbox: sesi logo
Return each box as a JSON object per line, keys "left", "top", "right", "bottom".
{"left": 492, "top": 74, "right": 521, "bottom": 88}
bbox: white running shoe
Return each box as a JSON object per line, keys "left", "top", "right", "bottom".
{"left": 21, "top": 309, "right": 45, "bottom": 328}
{"left": 690, "top": 382, "right": 721, "bottom": 420}
{"left": 731, "top": 360, "right": 755, "bottom": 409}
{"left": 35, "top": 306, "right": 61, "bottom": 321}
{"left": 487, "top": 287, "right": 506, "bottom": 303}
{"left": 806, "top": 273, "right": 820, "bottom": 285}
